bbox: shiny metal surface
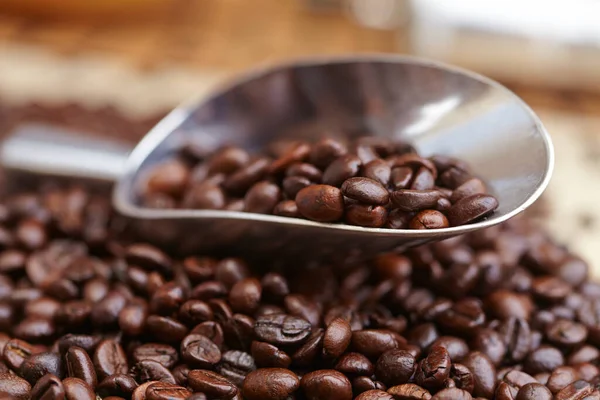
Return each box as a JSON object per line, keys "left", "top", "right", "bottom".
{"left": 1, "top": 55, "right": 554, "bottom": 263}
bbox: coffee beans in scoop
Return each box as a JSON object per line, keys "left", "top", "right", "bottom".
{"left": 141, "top": 137, "right": 499, "bottom": 229}
{"left": 0, "top": 184, "right": 598, "bottom": 399}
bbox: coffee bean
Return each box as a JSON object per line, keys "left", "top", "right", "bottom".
{"left": 546, "top": 366, "right": 578, "bottom": 393}
{"left": 181, "top": 334, "right": 221, "bottom": 368}
{"left": 188, "top": 369, "right": 238, "bottom": 398}
{"left": 470, "top": 328, "right": 506, "bottom": 366}
{"left": 447, "top": 194, "right": 498, "bottom": 226}
{"left": 462, "top": 352, "right": 496, "bottom": 398}
{"left": 132, "top": 360, "right": 176, "bottom": 384}
{"left": 183, "top": 183, "right": 226, "bottom": 209}
{"left": 415, "top": 346, "right": 451, "bottom": 391}
{"left": 345, "top": 204, "right": 388, "bottom": 227}
{"left": 133, "top": 344, "right": 179, "bottom": 369}
{"left": 63, "top": 377, "right": 95, "bottom": 400}
{"left": 93, "top": 339, "right": 128, "bottom": 380}
{"left": 244, "top": 181, "right": 281, "bottom": 214}
{"left": 341, "top": 177, "right": 389, "bottom": 205}
{"left": 132, "top": 381, "right": 158, "bottom": 400}
{"left": 57, "top": 334, "right": 101, "bottom": 355}
{"left": 296, "top": 185, "right": 345, "bottom": 222}
{"left": 322, "top": 155, "right": 362, "bottom": 187}
{"left": 255, "top": 314, "right": 312, "bottom": 346}
{"left": 283, "top": 176, "right": 312, "bottom": 199}
{"left": 65, "top": 346, "right": 97, "bottom": 388}
{"left": 387, "top": 383, "right": 432, "bottom": 400}
{"left": 352, "top": 329, "right": 401, "bottom": 359}
{"left": 375, "top": 349, "right": 416, "bottom": 386}
{"left": 323, "top": 317, "right": 352, "bottom": 359}
{"left": 356, "top": 390, "right": 394, "bottom": 400}
{"left": 216, "top": 350, "right": 256, "bottom": 387}
{"left": 273, "top": 200, "right": 300, "bottom": 218}
{"left": 223, "top": 158, "right": 271, "bottom": 195}
{"left": 207, "top": 147, "right": 250, "bottom": 175}
{"left": 409, "top": 210, "right": 449, "bottom": 229}
{"left": 524, "top": 345, "right": 564, "bottom": 374}
{"left": 286, "top": 162, "right": 323, "bottom": 182}
{"left": 335, "top": 352, "right": 374, "bottom": 377}
{"left": 362, "top": 159, "right": 392, "bottom": 186}
{"left": 0, "top": 372, "right": 31, "bottom": 400}
{"left": 119, "top": 301, "right": 149, "bottom": 336}
{"left": 97, "top": 374, "right": 137, "bottom": 398}
{"left": 145, "top": 381, "right": 193, "bottom": 400}
{"left": 146, "top": 160, "right": 190, "bottom": 196}
{"left": 229, "top": 278, "right": 262, "bottom": 314}
{"left": 437, "top": 298, "right": 485, "bottom": 335}
{"left": 125, "top": 243, "right": 172, "bottom": 274}
{"left": 426, "top": 337, "right": 465, "bottom": 362}
{"left": 146, "top": 315, "right": 189, "bottom": 343}
{"left": 431, "top": 388, "right": 472, "bottom": 400}
{"left": 29, "top": 373, "right": 64, "bottom": 400}
{"left": 243, "top": 368, "right": 300, "bottom": 400}
{"left": 391, "top": 190, "right": 443, "bottom": 212}
{"left": 292, "top": 330, "right": 324, "bottom": 367}
{"left": 450, "top": 363, "right": 474, "bottom": 393}
{"left": 310, "top": 138, "right": 348, "bottom": 169}
{"left": 2, "top": 338, "right": 37, "bottom": 371}
{"left": 251, "top": 341, "right": 291, "bottom": 368}
{"left": 301, "top": 369, "right": 352, "bottom": 400}
{"left": 546, "top": 320, "right": 587, "bottom": 347}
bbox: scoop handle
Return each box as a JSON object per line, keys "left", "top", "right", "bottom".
{"left": 0, "top": 123, "right": 133, "bottom": 184}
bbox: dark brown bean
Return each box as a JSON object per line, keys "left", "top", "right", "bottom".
{"left": 446, "top": 194, "right": 499, "bottom": 226}
{"left": 345, "top": 205, "right": 388, "bottom": 228}
{"left": 63, "top": 377, "right": 95, "bottom": 400}
{"left": 188, "top": 369, "right": 238, "bottom": 399}
{"left": 296, "top": 185, "right": 345, "bottom": 222}
{"left": 65, "top": 346, "right": 97, "bottom": 388}
{"left": 341, "top": 177, "right": 389, "bottom": 205}
{"left": 322, "top": 155, "right": 362, "bottom": 187}
{"left": 462, "top": 352, "right": 496, "bottom": 398}
{"left": 145, "top": 381, "right": 193, "bottom": 400}
{"left": 409, "top": 210, "right": 449, "bottom": 229}
{"left": 309, "top": 138, "right": 348, "bottom": 169}
{"left": 362, "top": 159, "right": 392, "bottom": 186}
{"left": 251, "top": 341, "right": 291, "bottom": 368}
{"left": 93, "top": 339, "right": 128, "bottom": 381}
{"left": 391, "top": 190, "right": 443, "bottom": 212}
{"left": 146, "top": 160, "right": 190, "bottom": 196}
{"left": 375, "top": 349, "right": 416, "bottom": 386}
{"left": 181, "top": 334, "right": 221, "bottom": 368}
{"left": 301, "top": 369, "right": 353, "bottom": 400}
{"left": 387, "top": 383, "right": 432, "bottom": 399}
{"left": 0, "top": 372, "right": 31, "bottom": 400}
{"left": 244, "top": 181, "right": 281, "bottom": 214}
{"left": 323, "top": 317, "right": 352, "bottom": 359}
{"left": 243, "top": 368, "right": 300, "bottom": 400}
{"left": 254, "top": 314, "right": 312, "bottom": 346}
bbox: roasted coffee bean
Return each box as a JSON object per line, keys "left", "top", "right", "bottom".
{"left": 362, "top": 159, "right": 392, "bottom": 186}
{"left": 207, "top": 147, "right": 250, "bottom": 175}
{"left": 450, "top": 363, "right": 475, "bottom": 393}
{"left": 146, "top": 160, "right": 190, "bottom": 196}
{"left": 447, "top": 194, "right": 498, "bottom": 226}
{"left": 188, "top": 369, "right": 238, "bottom": 398}
{"left": 390, "top": 189, "right": 442, "bottom": 212}
{"left": 244, "top": 181, "right": 281, "bottom": 214}
{"left": 341, "top": 177, "right": 389, "bottom": 205}
{"left": 375, "top": 349, "right": 416, "bottom": 386}
{"left": 57, "top": 334, "right": 101, "bottom": 355}
{"left": 97, "top": 374, "right": 138, "bottom": 398}
{"left": 322, "top": 155, "right": 362, "bottom": 187}
{"left": 181, "top": 334, "right": 221, "bottom": 368}
{"left": 356, "top": 390, "right": 394, "bottom": 400}
{"left": 470, "top": 328, "right": 506, "bottom": 366}
{"left": 0, "top": 372, "right": 31, "bottom": 400}
{"left": 119, "top": 301, "right": 149, "bottom": 336}
{"left": 462, "top": 352, "right": 496, "bottom": 398}
{"left": 63, "top": 377, "right": 95, "bottom": 400}
{"left": 286, "top": 162, "right": 323, "bottom": 181}
{"left": 546, "top": 319, "right": 588, "bottom": 347}
{"left": 255, "top": 314, "right": 312, "bottom": 346}
{"left": 292, "top": 329, "right": 324, "bottom": 367}
{"left": 409, "top": 210, "right": 449, "bottom": 229}
{"left": 407, "top": 323, "right": 439, "bottom": 351}
{"left": 145, "top": 381, "right": 193, "bottom": 400}
{"left": 437, "top": 298, "right": 485, "bottom": 335}
{"left": 65, "top": 346, "right": 97, "bottom": 388}
{"left": 283, "top": 176, "right": 312, "bottom": 199}
{"left": 132, "top": 344, "right": 179, "bottom": 369}
{"left": 335, "top": 352, "right": 374, "bottom": 376}
{"left": 352, "top": 329, "right": 401, "bottom": 359}
{"left": 309, "top": 138, "right": 348, "bottom": 168}
{"left": 431, "top": 388, "right": 472, "bottom": 400}
{"left": 273, "top": 200, "right": 300, "bottom": 217}
{"left": 524, "top": 345, "right": 565, "bottom": 374}
{"left": 345, "top": 204, "right": 388, "bottom": 227}
{"left": 229, "top": 278, "right": 262, "bottom": 314}
{"left": 93, "top": 339, "right": 128, "bottom": 380}
{"left": 301, "top": 369, "right": 353, "bottom": 400}
{"left": 387, "top": 383, "right": 432, "bottom": 399}
{"left": 131, "top": 380, "right": 158, "bottom": 400}
{"left": 29, "top": 373, "right": 64, "bottom": 400}
{"left": 216, "top": 350, "right": 256, "bottom": 387}
{"left": 223, "top": 158, "right": 271, "bottom": 194}
{"left": 243, "top": 368, "right": 300, "bottom": 400}
{"left": 296, "top": 185, "right": 345, "bottom": 222}
{"left": 132, "top": 360, "right": 176, "bottom": 384}
{"left": 269, "top": 143, "right": 311, "bottom": 175}
{"left": 183, "top": 183, "right": 226, "bottom": 209}
{"left": 323, "top": 317, "right": 352, "bottom": 359}
{"left": 415, "top": 346, "right": 451, "bottom": 391}
{"left": 3, "top": 338, "right": 37, "bottom": 371}
{"left": 146, "top": 315, "right": 189, "bottom": 343}
{"left": 251, "top": 341, "right": 291, "bottom": 368}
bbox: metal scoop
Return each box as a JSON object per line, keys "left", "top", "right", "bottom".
{"left": 0, "top": 55, "right": 554, "bottom": 263}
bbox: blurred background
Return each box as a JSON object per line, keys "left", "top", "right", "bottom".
{"left": 0, "top": 0, "right": 599, "bottom": 273}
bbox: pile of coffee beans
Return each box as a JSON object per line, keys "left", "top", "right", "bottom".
{"left": 141, "top": 137, "right": 499, "bottom": 229}
{"left": 0, "top": 183, "right": 597, "bottom": 400}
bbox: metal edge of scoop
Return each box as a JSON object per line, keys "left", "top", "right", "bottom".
{"left": 113, "top": 53, "right": 555, "bottom": 239}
